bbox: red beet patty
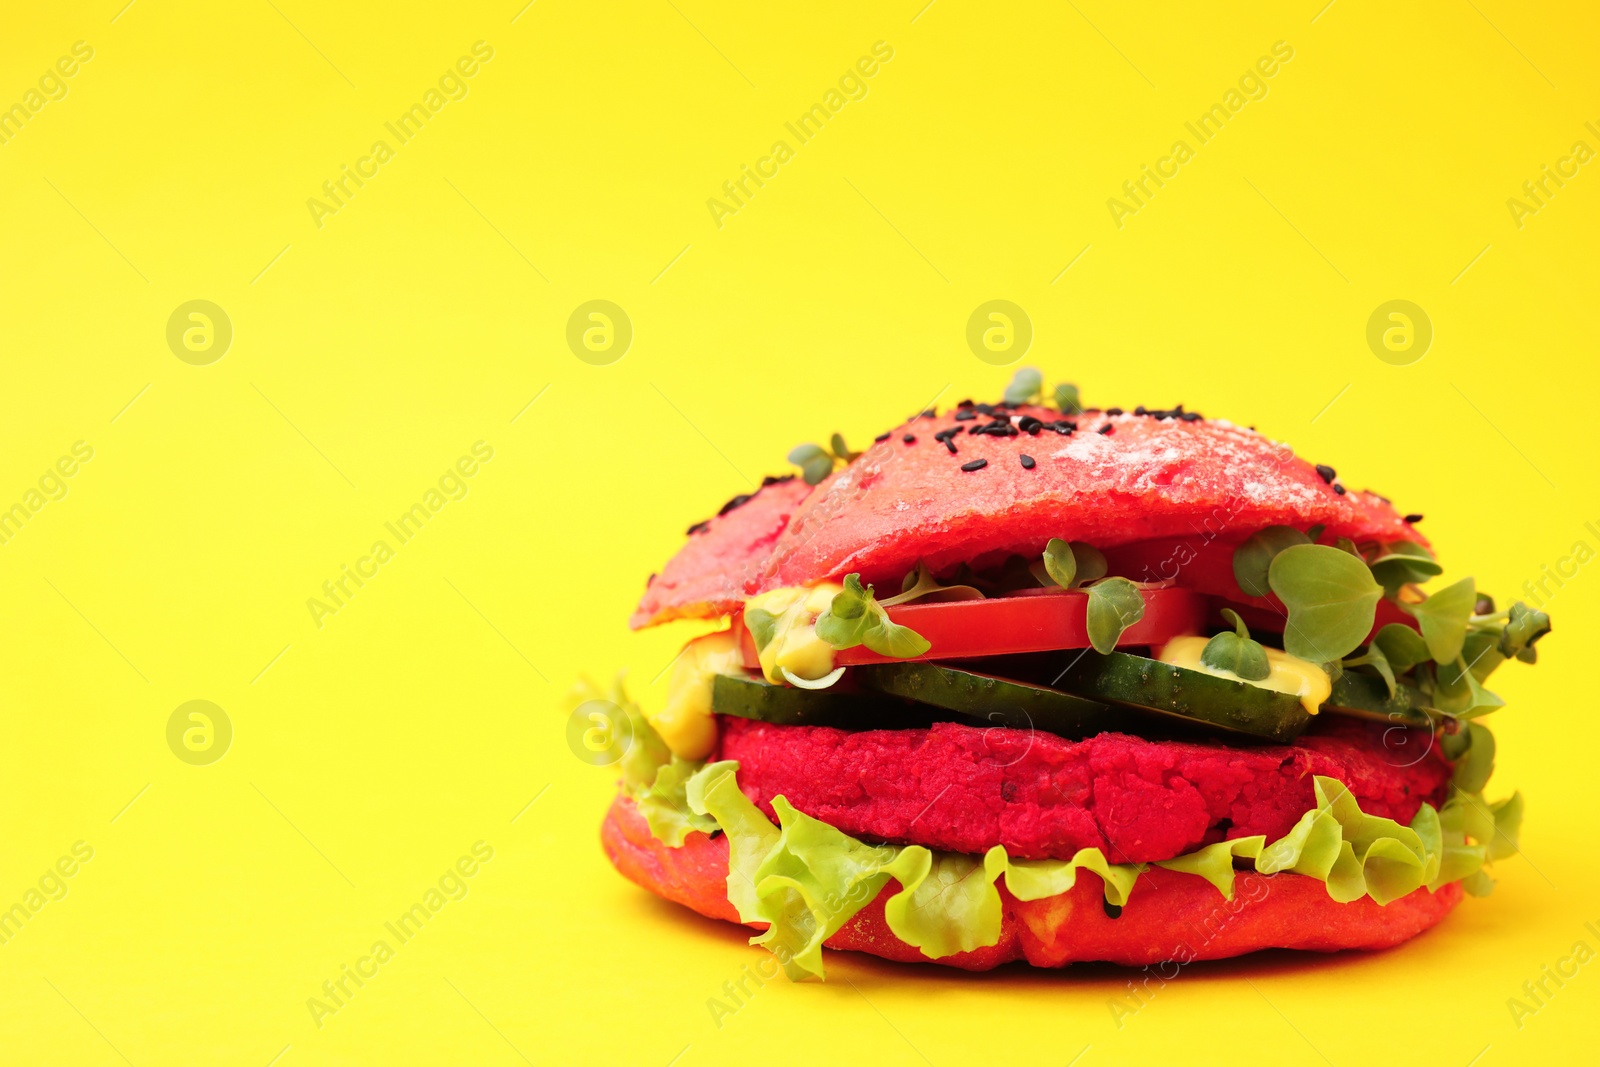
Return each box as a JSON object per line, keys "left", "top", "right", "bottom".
{"left": 716, "top": 716, "right": 1451, "bottom": 864}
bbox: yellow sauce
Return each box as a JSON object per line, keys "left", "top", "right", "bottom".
{"left": 650, "top": 631, "right": 743, "bottom": 759}
{"left": 646, "top": 583, "right": 846, "bottom": 759}
{"left": 743, "top": 583, "right": 845, "bottom": 685}
{"left": 1156, "top": 635, "right": 1331, "bottom": 716}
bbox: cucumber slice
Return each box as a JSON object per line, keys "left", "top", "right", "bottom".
{"left": 1052, "top": 651, "right": 1312, "bottom": 742}
{"left": 855, "top": 662, "right": 1118, "bottom": 740}
{"left": 711, "top": 672, "right": 926, "bottom": 729}
{"left": 1324, "top": 670, "right": 1433, "bottom": 728}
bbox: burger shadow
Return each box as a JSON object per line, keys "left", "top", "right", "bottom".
{"left": 833, "top": 941, "right": 1407, "bottom": 992}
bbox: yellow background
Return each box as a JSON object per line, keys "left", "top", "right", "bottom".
{"left": 2, "top": 1, "right": 1596, "bottom": 1063}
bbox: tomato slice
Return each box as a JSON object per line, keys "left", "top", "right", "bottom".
{"left": 735, "top": 587, "right": 1208, "bottom": 670}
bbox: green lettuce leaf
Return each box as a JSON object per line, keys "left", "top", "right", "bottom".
{"left": 637, "top": 757, "right": 720, "bottom": 846}
{"left": 670, "top": 762, "right": 1516, "bottom": 980}
{"left": 1154, "top": 836, "right": 1267, "bottom": 900}
{"left": 883, "top": 848, "right": 1002, "bottom": 960}
{"left": 685, "top": 760, "right": 781, "bottom": 921}
{"left": 992, "top": 846, "right": 1142, "bottom": 905}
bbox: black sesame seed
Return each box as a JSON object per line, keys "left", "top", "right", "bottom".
{"left": 1134, "top": 405, "right": 1148, "bottom": 416}
{"left": 954, "top": 410, "right": 977, "bottom": 421}
{"left": 1314, "top": 464, "right": 1337, "bottom": 484}
{"left": 686, "top": 520, "right": 710, "bottom": 535}
{"left": 1106, "top": 407, "right": 1123, "bottom": 416}
{"left": 1097, "top": 424, "right": 1114, "bottom": 435}
{"left": 960, "top": 459, "right": 988, "bottom": 472}
{"left": 1103, "top": 900, "right": 1123, "bottom": 919}
{"left": 903, "top": 434, "right": 917, "bottom": 444}
{"left": 1404, "top": 513, "right": 1424, "bottom": 524}
{"left": 760, "top": 474, "right": 795, "bottom": 487}
{"left": 874, "top": 431, "right": 891, "bottom": 443}
{"left": 944, "top": 439, "right": 958, "bottom": 454}
{"left": 1180, "top": 411, "right": 1203, "bottom": 422}
{"left": 1334, "top": 484, "right": 1347, "bottom": 495}
{"left": 717, "top": 493, "right": 752, "bottom": 516}
{"left": 1020, "top": 455, "right": 1036, "bottom": 469}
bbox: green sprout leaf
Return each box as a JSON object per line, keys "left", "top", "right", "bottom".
{"left": 1042, "top": 538, "right": 1076, "bottom": 589}
{"left": 1004, "top": 367, "right": 1044, "bottom": 405}
{"left": 1450, "top": 721, "right": 1496, "bottom": 794}
{"left": 881, "top": 562, "right": 985, "bottom": 607}
{"left": 788, "top": 442, "right": 835, "bottom": 486}
{"left": 1343, "top": 641, "right": 1397, "bottom": 698}
{"left": 1408, "top": 576, "right": 1476, "bottom": 664}
{"left": 814, "top": 574, "right": 876, "bottom": 647}
{"left": 1499, "top": 602, "right": 1552, "bottom": 658}
{"left": 1234, "top": 526, "right": 1312, "bottom": 598}
{"left": 1434, "top": 656, "right": 1505, "bottom": 719}
{"left": 1461, "top": 629, "right": 1506, "bottom": 683}
{"left": 1070, "top": 543, "right": 1107, "bottom": 584}
{"left": 1368, "top": 541, "right": 1443, "bottom": 594}
{"left": 816, "top": 573, "right": 931, "bottom": 659}
{"left": 1040, "top": 539, "right": 1106, "bottom": 590}
{"left": 1054, "top": 382, "right": 1082, "bottom": 414}
{"left": 1084, "top": 577, "right": 1145, "bottom": 654}
{"left": 745, "top": 608, "right": 780, "bottom": 652}
{"left": 863, "top": 619, "right": 932, "bottom": 659}
{"left": 1201, "top": 609, "right": 1271, "bottom": 681}
{"left": 1373, "top": 623, "right": 1430, "bottom": 674}
{"left": 829, "top": 432, "right": 861, "bottom": 463}
{"left": 1267, "top": 543, "right": 1384, "bottom": 662}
